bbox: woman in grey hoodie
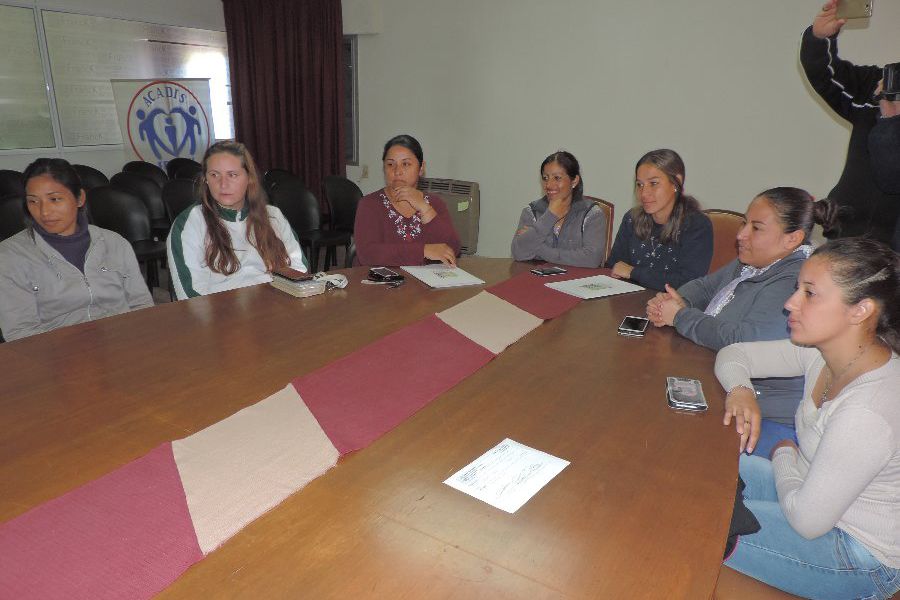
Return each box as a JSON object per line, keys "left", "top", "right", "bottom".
{"left": 647, "top": 187, "right": 837, "bottom": 456}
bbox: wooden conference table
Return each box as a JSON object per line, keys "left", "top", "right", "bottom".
{"left": 0, "top": 257, "right": 738, "bottom": 599}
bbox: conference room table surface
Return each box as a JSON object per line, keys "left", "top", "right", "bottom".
{"left": 0, "top": 257, "right": 740, "bottom": 599}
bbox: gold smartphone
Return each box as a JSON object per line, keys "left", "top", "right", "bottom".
{"left": 836, "top": 0, "right": 873, "bottom": 19}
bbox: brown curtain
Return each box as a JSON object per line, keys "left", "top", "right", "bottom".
{"left": 222, "top": 0, "right": 345, "bottom": 202}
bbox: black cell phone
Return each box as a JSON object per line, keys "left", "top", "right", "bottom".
{"left": 530, "top": 266, "right": 568, "bottom": 276}
{"left": 368, "top": 267, "right": 404, "bottom": 282}
{"left": 617, "top": 316, "right": 649, "bottom": 337}
{"left": 273, "top": 266, "right": 313, "bottom": 282}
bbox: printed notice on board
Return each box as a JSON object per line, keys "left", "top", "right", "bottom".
{"left": 443, "top": 438, "right": 570, "bottom": 513}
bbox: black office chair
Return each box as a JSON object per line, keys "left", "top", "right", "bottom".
{"left": 0, "top": 195, "right": 27, "bottom": 242}
{"left": 72, "top": 165, "right": 109, "bottom": 191}
{"left": 323, "top": 175, "right": 362, "bottom": 235}
{"left": 110, "top": 172, "right": 170, "bottom": 238}
{"left": 122, "top": 161, "right": 168, "bottom": 189}
{"left": 268, "top": 180, "right": 351, "bottom": 272}
{"left": 264, "top": 168, "right": 301, "bottom": 195}
{"left": 166, "top": 158, "right": 203, "bottom": 181}
{"left": 87, "top": 186, "right": 167, "bottom": 289}
{"left": 162, "top": 178, "right": 197, "bottom": 223}
{"left": 0, "top": 170, "right": 24, "bottom": 200}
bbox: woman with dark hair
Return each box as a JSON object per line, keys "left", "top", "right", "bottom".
{"left": 715, "top": 238, "right": 900, "bottom": 599}
{"left": 647, "top": 188, "right": 838, "bottom": 457}
{"left": 167, "top": 140, "right": 307, "bottom": 299}
{"left": 353, "top": 134, "right": 461, "bottom": 266}
{"left": 606, "top": 149, "right": 713, "bottom": 290}
{"left": 510, "top": 151, "right": 608, "bottom": 267}
{"left": 0, "top": 158, "right": 153, "bottom": 341}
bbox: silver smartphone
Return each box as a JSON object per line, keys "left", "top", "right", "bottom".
{"left": 836, "top": 0, "right": 873, "bottom": 19}
{"left": 617, "top": 316, "right": 649, "bottom": 337}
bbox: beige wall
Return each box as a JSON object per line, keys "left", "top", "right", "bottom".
{"left": 347, "top": 0, "right": 900, "bottom": 257}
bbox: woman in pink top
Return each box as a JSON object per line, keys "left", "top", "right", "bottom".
{"left": 353, "top": 134, "right": 461, "bottom": 266}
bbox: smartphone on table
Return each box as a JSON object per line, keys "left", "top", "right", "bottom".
{"left": 530, "top": 266, "right": 568, "bottom": 276}
{"left": 368, "top": 267, "right": 404, "bottom": 282}
{"left": 617, "top": 316, "right": 650, "bottom": 337}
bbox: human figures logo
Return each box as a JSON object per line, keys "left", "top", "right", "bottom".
{"left": 126, "top": 81, "right": 211, "bottom": 169}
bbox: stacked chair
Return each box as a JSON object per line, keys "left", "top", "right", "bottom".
{"left": 87, "top": 186, "right": 167, "bottom": 291}
{"left": 165, "top": 157, "right": 202, "bottom": 181}
{"left": 323, "top": 175, "right": 362, "bottom": 268}
{"left": 72, "top": 165, "right": 109, "bottom": 191}
{"left": 0, "top": 169, "right": 26, "bottom": 242}
{"left": 267, "top": 173, "right": 351, "bottom": 272}
{"left": 110, "top": 171, "right": 170, "bottom": 239}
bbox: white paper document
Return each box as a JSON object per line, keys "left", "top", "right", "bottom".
{"left": 443, "top": 438, "right": 570, "bottom": 513}
{"left": 545, "top": 274, "right": 644, "bottom": 299}
{"left": 400, "top": 265, "right": 485, "bottom": 288}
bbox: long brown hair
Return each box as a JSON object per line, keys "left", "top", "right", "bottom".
{"left": 198, "top": 141, "right": 290, "bottom": 275}
{"left": 630, "top": 149, "right": 700, "bottom": 244}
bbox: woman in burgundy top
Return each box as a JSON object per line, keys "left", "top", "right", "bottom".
{"left": 353, "top": 134, "right": 461, "bottom": 266}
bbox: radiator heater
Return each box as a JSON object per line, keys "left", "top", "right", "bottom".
{"left": 416, "top": 177, "right": 480, "bottom": 254}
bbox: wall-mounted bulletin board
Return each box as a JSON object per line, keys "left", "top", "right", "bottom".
{"left": 0, "top": 5, "right": 54, "bottom": 150}
{"left": 0, "top": 4, "right": 231, "bottom": 152}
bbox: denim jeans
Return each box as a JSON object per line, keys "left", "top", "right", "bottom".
{"left": 725, "top": 455, "right": 900, "bottom": 600}
{"left": 751, "top": 419, "right": 798, "bottom": 459}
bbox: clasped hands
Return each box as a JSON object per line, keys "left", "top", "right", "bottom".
{"left": 389, "top": 185, "right": 436, "bottom": 221}
{"left": 645, "top": 284, "right": 686, "bottom": 327}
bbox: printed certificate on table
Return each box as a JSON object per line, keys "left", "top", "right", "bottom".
{"left": 444, "top": 438, "right": 570, "bottom": 513}
{"left": 400, "top": 265, "right": 485, "bottom": 288}
{"left": 545, "top": 274, "right": 643, "bottom": 299}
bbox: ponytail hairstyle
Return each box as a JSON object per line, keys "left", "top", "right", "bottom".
{"left": 631, "top": 149, "right": 700, "bottom": 244}
{"left": 812, "top": 238, "right": 900, "bottom": 353}
{"left": 198, "top": 140, "right": 290, "bottom": 275}
{"left": 756, "top": 187, "right": 839, "bottom": 243}
{"left": 540, "top": 150, "right": 584, "bottom": 203}
{"left": 21, "top": 158, "right": 86, "bottom": 236}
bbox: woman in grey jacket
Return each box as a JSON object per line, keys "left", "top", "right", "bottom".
{"left": 647, "top": 188, "right": 837, "bottom": 456}
{"left": 0, "top": 159, "right": 153, "bottom": 341}
{"left": 510, "top": 151, "right": 608, "bottom": 268}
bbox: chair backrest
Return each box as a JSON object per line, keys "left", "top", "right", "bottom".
{"left": 165, "top": 158, "right": 203, "bottom": 181}
{"left": 0, "top": 195, "right": 27, "bottom": 242}
{"left": 268, "top": 179, "right": 321, "bottom": 232}
{"left": 0, "top": 170, "right": 24, "bottom": 200}
{"left": 87, "top": 186, "right": 152, "bottom": 243}
{"left": 703, "top": 209, "right": 744, "bottom": 273}
{"left": 72, "top": 165, "right": 109, "bottom": 191}
{"left": 323, "top": 175, "right": 362, "bottom": 232}
{"left": 122, "top": 161, "right": 168, "bottom": 189}
{"left": 110, "top": 172, "right": 167, "bottom": 224}
{"left": 264, "top": 168, "right": 301, "bottom": 194}
{"left": 162, "top": 179, "right": 198, "bottom": 222}
{"left": 584, "top": 195, "right": 615, "bottom": 262}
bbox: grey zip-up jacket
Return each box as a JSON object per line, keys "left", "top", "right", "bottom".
{"left": 674, "top": 250, "right": 808, "bottom": 423}
{"left": 0, "top": 226, "right": 154, "bottom": 341}
{"left": 510, "top": 197, "right": 608, "bottom": 267}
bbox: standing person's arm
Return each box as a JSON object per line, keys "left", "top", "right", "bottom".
{"left": 800, "top": 10, "right": 881, "bottom": 122}
{"left": 629, "top": 213, "right": 713, "bottom": 291}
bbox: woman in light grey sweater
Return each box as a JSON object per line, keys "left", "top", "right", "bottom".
{"left": 647, "top": 187, "right": 837, "bottom": 457}
{"left": 510, "top": 151, "right": 608, "bottom": 268}
{"left": 715, "top": 238, "right": 900, "bottom": 599}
